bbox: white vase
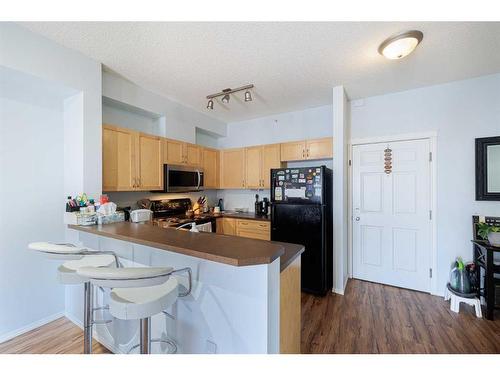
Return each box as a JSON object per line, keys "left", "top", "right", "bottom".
{"left": 487, "top": 232, "right": 500, "bottom": 247}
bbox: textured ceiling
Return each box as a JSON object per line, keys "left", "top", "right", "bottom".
{"left": 20, "top": 22, "right": 500, "bottom": 122}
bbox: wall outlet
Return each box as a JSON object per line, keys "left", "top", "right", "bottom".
{"left": 205, "top": 340, "right": 217, "bottom": 354}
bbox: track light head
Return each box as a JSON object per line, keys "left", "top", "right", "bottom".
{"left": 221, "top": 88, "right": 231, "bottom": 104}
{"left": 244, "top": 90, "right": 252, "bottom": 102}
{"left": 207, "top": 99, "right": 214, "bottom": 110}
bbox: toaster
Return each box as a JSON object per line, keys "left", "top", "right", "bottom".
{"left": 130, "top": 209, "right": 152, "bottom": 223}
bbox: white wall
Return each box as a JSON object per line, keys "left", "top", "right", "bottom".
{"left": 0, "top": 23, "right": 102, "bottom": 198}
{"left": 350, "top": 73, "right": 500, "bottom": 293}
{"left": 102, "top": 100, "right": 161, "bottom": 136}
{"left": 217, "top": 105, "right": 333, "bottom": 211}
{"left": 0, "top": 23, "right": 102, "bottom": 339}
{"left": 0, "top": 69, "right": 71, "bottom": 339}
{"left": 332, "top": 86, "right": 349, "bottom": 294}
{"left": 217, "top": 105, "right": 332, "bottom": 149}
{"left": 102, "top": 71, "right": 226, "bottom": 143}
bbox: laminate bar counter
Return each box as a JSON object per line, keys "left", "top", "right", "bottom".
{"left": 68, "top": 221, "right": 303, "bottom": 353}
{"left": 68, "top": 222, "right": 303, "bottom": 272}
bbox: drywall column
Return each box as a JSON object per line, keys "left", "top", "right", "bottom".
{"left": 332, "top": 86, "right": 349, "bottom": 294}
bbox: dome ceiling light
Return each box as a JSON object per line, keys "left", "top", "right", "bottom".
{"left": 378, "top": 30, "right": 423, "bottom": 60}
{"left": 206, "top": 84, "right": 254, "bottom": 110}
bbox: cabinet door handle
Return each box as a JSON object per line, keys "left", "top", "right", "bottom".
{"left": 307, "top": 149, "right": 310, "bottom": 158}
{"left": 242, "top": 180, "right": 245, "bottom": 187}
{"left": 302, "top": 149, "right": 305, "bottom": 158}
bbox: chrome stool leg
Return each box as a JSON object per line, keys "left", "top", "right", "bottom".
{"left": 140, "top": 317, "right": 152, "bottom": 354}
{"left": 83, "top": 281, "right": 94, "bottom": 354}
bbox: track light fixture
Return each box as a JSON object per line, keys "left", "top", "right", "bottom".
{"left": 206, "top": 84, "right": 254, "bottom": 110}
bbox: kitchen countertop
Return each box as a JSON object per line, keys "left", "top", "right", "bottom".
{"left": 212, "top": 212, "right": 270, "bottom": 221}
{"left": 68, "top": 222, "right": 302, "bottom": 272}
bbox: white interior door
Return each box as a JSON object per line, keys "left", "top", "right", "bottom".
{"left": 352, "top": 139, "right": 431, "bottom": 292}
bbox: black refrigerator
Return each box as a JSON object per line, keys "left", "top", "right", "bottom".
{"left": 270, "top": 166, "right": 333, "bottom": 295}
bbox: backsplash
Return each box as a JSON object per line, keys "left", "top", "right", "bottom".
{"left": 105, "top": 190, "right": 218, "bottom": 209}
{"left": 216, "top": 189, "right": 270, "bottom": 212}
{"left": 106, "top": 161, "right": 332, "bottom": 212}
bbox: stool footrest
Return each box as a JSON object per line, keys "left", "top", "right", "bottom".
{"left": 127, "top": 338, "right": 177, "bottom": 354}
{"left": 92, "top": 319, "right": 113, "bottom": 325}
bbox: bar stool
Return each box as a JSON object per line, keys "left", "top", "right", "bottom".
{"left": 77, "top": 266, "right": 192, "bottom": 354}
{"left": 28, "top": 242, "right": 120, "bottom": 353}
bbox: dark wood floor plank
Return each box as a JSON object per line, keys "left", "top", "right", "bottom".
{"left": 2, "top": 278, "right": 499, "bottom": 354}
{"left": 301, "top": 279, "right": 500, "bottom": 354}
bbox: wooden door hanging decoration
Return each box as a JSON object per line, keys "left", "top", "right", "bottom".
{"left": 384, "top": 146, "right": 392, "bottom": 174}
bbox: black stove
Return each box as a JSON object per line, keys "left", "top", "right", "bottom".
{"left": 150, "top": 198, "right": 215, "bottom": 231}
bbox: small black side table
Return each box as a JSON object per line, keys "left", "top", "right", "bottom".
{"left": 471, "top": 240, "right": 500, "bottom": 320}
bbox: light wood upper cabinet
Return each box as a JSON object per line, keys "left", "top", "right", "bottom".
{"left": 220, "top": 148, "right": 246, "bottom": 189}
{"left": 245, "top": 146, "right": 263, "bottom": 189}
{"left": 185, "top": 143, "right": 202, "bottom": 167}
{"left": 163, "top": 138, "right": 202, "bottom": 167}
{"left": 262, "top": 144, "right": 282, "bottom": 188}
{"left": 103, "top": 125, "right": 162, "bottom": 191}
{"left": 202, "top": 147, "right": 219, "bottom": 189}
{"left": 280, "top": 140, "right": 307, "bottom": 162}
{"left": 306, "top": 137, "right": 333, "bottom": 160}
{"left": 163, "top": 138, "right": 184, "bottom": 165}
{"left": 245, "top": 144, "right": 282, "bottom": 189}
{"left": 102, "top": 125, "right": 136, "bottom": 191}
{"left": 280, "top": 137, "right": 333, "bottom": 161}
{"left": 136, "top": 133, "right": 162, "bottom": 191}
{"left": 103, "top": 123, "right": 331, "bottom": 192}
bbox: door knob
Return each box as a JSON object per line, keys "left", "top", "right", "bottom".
{"left": 355, "top": 217, "right": 360, "bottom": 221}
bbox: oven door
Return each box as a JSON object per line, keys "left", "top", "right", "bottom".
{"left": 164, "top": 164, "right": 204, "bottom": 192}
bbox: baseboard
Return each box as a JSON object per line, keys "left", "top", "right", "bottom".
{"left": 64, "top": 311, "right": 123, "bottom": 354}
{"left": 0, "top": 311, "right": 65, "bottom": 344}
{"left": 332, "top": 277, "right": 349, "bottom": 295}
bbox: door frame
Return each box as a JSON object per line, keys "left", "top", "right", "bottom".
{"left": 348, "top": 131, "right": 439, "bottom": 295}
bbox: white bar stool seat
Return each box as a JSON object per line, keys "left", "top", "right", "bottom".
{"left": 77, "top": 266, "right": 188, "bottom": 354}
{"left": 58, "top": 255, "right": 117, "bottom": 284}
{"left": 29, "top": 241, "right": 119, "bottom": 354}
{"left": 110, "top": 277, "right": 178, "bottom": 320}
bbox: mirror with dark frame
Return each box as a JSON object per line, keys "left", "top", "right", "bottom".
{"left": 476, "top": 136, "right": 500, "bottom": 201}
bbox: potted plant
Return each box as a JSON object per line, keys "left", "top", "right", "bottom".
{"left": 477, "top": 222, "right": 500, "bottom": 247}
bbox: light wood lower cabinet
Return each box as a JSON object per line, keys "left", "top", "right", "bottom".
{"left": 280, "top": 256, "right": 301, "bottom": 353}
{"left": 102, "top": 125, "right": 162, "bottom": 191}
{"left": 220, "top": 148, "right": 246, "bottom": 189}
{"left": 216, "top": 217, "right": 237, "bottom": 236}
{"left": 216, "top": 218, "right": 270, "bottom": 240}
{"left": 236, "top": 220, "right": 270, "bottom": 240}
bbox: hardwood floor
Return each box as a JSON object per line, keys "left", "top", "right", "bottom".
{"left": 0, "top": 317, "right": 109, "bottom": 354}
{"left": 301, "top": 279, "right": 500, "bottom": 354}
{"left": 2, "top": 278, "right": 499, "bottom": 354}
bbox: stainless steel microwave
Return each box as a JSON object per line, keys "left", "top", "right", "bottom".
{"left": 158, "top": 164, "right": 204, "bottom": 193}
